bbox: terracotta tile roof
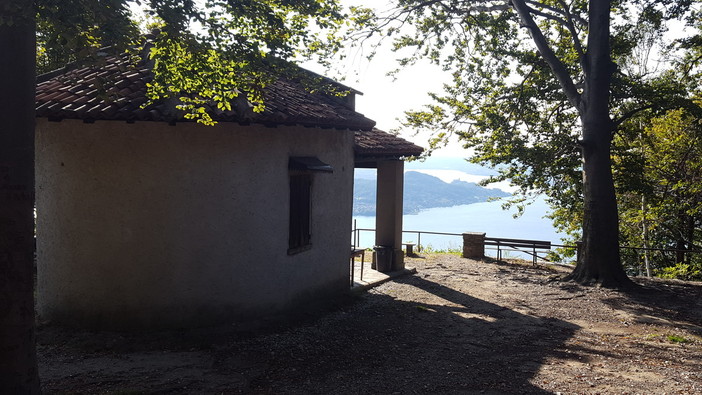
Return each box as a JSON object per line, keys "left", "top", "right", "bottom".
{"left": 354, "top": 128, "right": 424, "bottom": 158}
{"left": 36, "top": 54, "right": 376, "bottom": 130}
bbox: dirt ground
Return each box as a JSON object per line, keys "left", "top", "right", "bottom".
{"left": 38, "top": 254, "right": 702, "bottom": 394}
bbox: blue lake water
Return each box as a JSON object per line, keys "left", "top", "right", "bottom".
{"left": 352, "top": 197, "right": 567, "bottom": 258}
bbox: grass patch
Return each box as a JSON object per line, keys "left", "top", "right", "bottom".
{"left": 419, "top": 244, "right": 462, "bottom": 255}
{"left": 667, "top": 334, "right": 689, "bottom": 344}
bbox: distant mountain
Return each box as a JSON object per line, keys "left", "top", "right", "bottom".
{"left": 405, "top": 157, "right": 498, "bottom": 176}
{"left": 353, "top": 171, "right": 510, "bottom": 216}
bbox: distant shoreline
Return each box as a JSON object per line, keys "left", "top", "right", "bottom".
{"left": 353, "top": 170, "right": 509, "bottom": 216}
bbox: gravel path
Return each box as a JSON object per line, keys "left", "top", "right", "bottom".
{"left": 39, "top": 254, "right": 702, "bottom": 394}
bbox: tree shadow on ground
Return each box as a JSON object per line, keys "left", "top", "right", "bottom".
{"left": 39, "top": 274, "right": 581, "bottom": 394}
{"left": 492, "top": 255, "right": 702, "bottom": 338}
{"left": 244, "top": 274, "right": 580, "bottom": 394}
{"left": 487, "top": 257, "right": 702, "bottom": 337}
{"left": 597, "top": 277, "right": 702, "bottom": 337}
{"left": 489, "top": 257, "right": 702, "bottom": 338}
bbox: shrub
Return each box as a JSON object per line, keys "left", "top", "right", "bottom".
{"left": 656, "top": 263, "right": 702, "bottom": 281}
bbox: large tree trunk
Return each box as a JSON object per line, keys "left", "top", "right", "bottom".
{"left": 0, "top": 1, "right": 40, "bottom": 393}
{"left": 565, "top": 116, "right": 631, "bottom": 287}
{"left": 564, "top": 0, "right": 632, "bottom": 287}
{"left": 506, "top": 0, "right": 631, "bottom": 286}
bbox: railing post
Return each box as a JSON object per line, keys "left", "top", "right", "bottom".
{"left": 533, "top": 246, "right": 537, "bottom": 264}
{"left": 462, "top": 232, "right": 485, "bottom": 259}
{"left": 353, "top": 219, "right": 357, "bottom": 248}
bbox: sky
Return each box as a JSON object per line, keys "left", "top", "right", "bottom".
{"left": 305, "top": 54, "right": 469, "bottom": 157}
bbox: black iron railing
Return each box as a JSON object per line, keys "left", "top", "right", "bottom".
{"left": 351, "top": 221, "right": 701, "bottom": 271}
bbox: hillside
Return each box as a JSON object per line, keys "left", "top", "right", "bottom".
{"left": 404, "top": 156, "right": 496, "bottom": 176}
{"left": 353, "top": 171, "right": 509, "bottom": 216}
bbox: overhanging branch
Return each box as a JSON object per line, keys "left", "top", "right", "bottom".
{"left": 556, "top": 0, "right": 586, "bottom": 69}
{"left": 613, "top": 104, "right": 654, "bottom": 129}
{"left": 525, "top": 0, "right": 587, "bottom": 27}
{"left": 510, "top": 0, "right": 581, "bottom": 110}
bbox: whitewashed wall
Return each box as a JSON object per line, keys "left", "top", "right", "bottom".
{"left": 36, "top": 118, "right": 354, "bottom": 329}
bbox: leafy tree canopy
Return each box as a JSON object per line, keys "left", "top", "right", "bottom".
{"left": 342, "top": 0, "right": 700, "bottom": 285}
{"left": 140, "top": 0, "right": 349, "bottom": 123}
{"left": 347, "top": 0, "right": 697, "bottom": 198}
{"left": 36, "top": 0, "right": 139, "bottom": 73}
{"left": 35, "top": 0, "right": 348, "bottom": 123}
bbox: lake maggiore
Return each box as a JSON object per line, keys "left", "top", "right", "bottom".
{"left": 352, "top": 157, "right": 566, "bottom": 254}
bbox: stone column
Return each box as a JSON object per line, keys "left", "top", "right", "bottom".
{"left": 462, "top": 232, "right": 485, "bottom": 259}
{"left": 375, "top": 160, "right": 404, "bottom": 271}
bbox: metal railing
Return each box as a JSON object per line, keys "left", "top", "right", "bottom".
{"left": 353, "top": 223, "right": 558, "bottom": 261}
{"left": 352, "top": 221, "right": 463, "bottom": 252}
{"left": 351, "top": 221, "right": 702, "bottom": 271}
{"left": 485, "top": 237, "right": 551, "bottom": 264}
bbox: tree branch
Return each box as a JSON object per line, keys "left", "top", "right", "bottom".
{"left": 447, "top": 2, "right": 511, "bottom": 15}
{"left": 526, "top": 6, "right": 570, "bottom": 27}
{"left": 525, "top": 0, "right": 588, "bottom": 27}
{"left": 612, "top": 104, "right": 654, "bottom": 128}
{"left": 519, "top": 1, "right": 587, "bottom": 79}
{"left": 557, "top": 0, "right": 586, "bottom": 68}
{"left": 510, "top": 0, "right": 581, "bottom": 109}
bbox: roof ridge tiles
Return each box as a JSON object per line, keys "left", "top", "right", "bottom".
{"left": 36, "top": 53, "right": 376, "bottom": 131}
{"left": 35, "top": 50, "right": 424, "bottom": 157}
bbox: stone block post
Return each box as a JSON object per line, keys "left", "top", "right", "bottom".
{"left": 462, "top": 232, "right": 486, "bottom": 259}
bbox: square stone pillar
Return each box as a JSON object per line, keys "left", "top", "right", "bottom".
{"left": 462, "top": 232, "right": 485, "bottom": 259}
{"left": 392, "top": 249, "right": 405, "bottom": 271}
{"left": 375, "top": 160, "right": 404, "bottom": 272}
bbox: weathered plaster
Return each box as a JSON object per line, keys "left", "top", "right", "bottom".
{"left": 36, "top": 119, "right": 354, "bottom": 329}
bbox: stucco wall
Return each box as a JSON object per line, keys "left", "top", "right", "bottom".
{"left": 36, "top": 118, "right": 354, "bottom": 329}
